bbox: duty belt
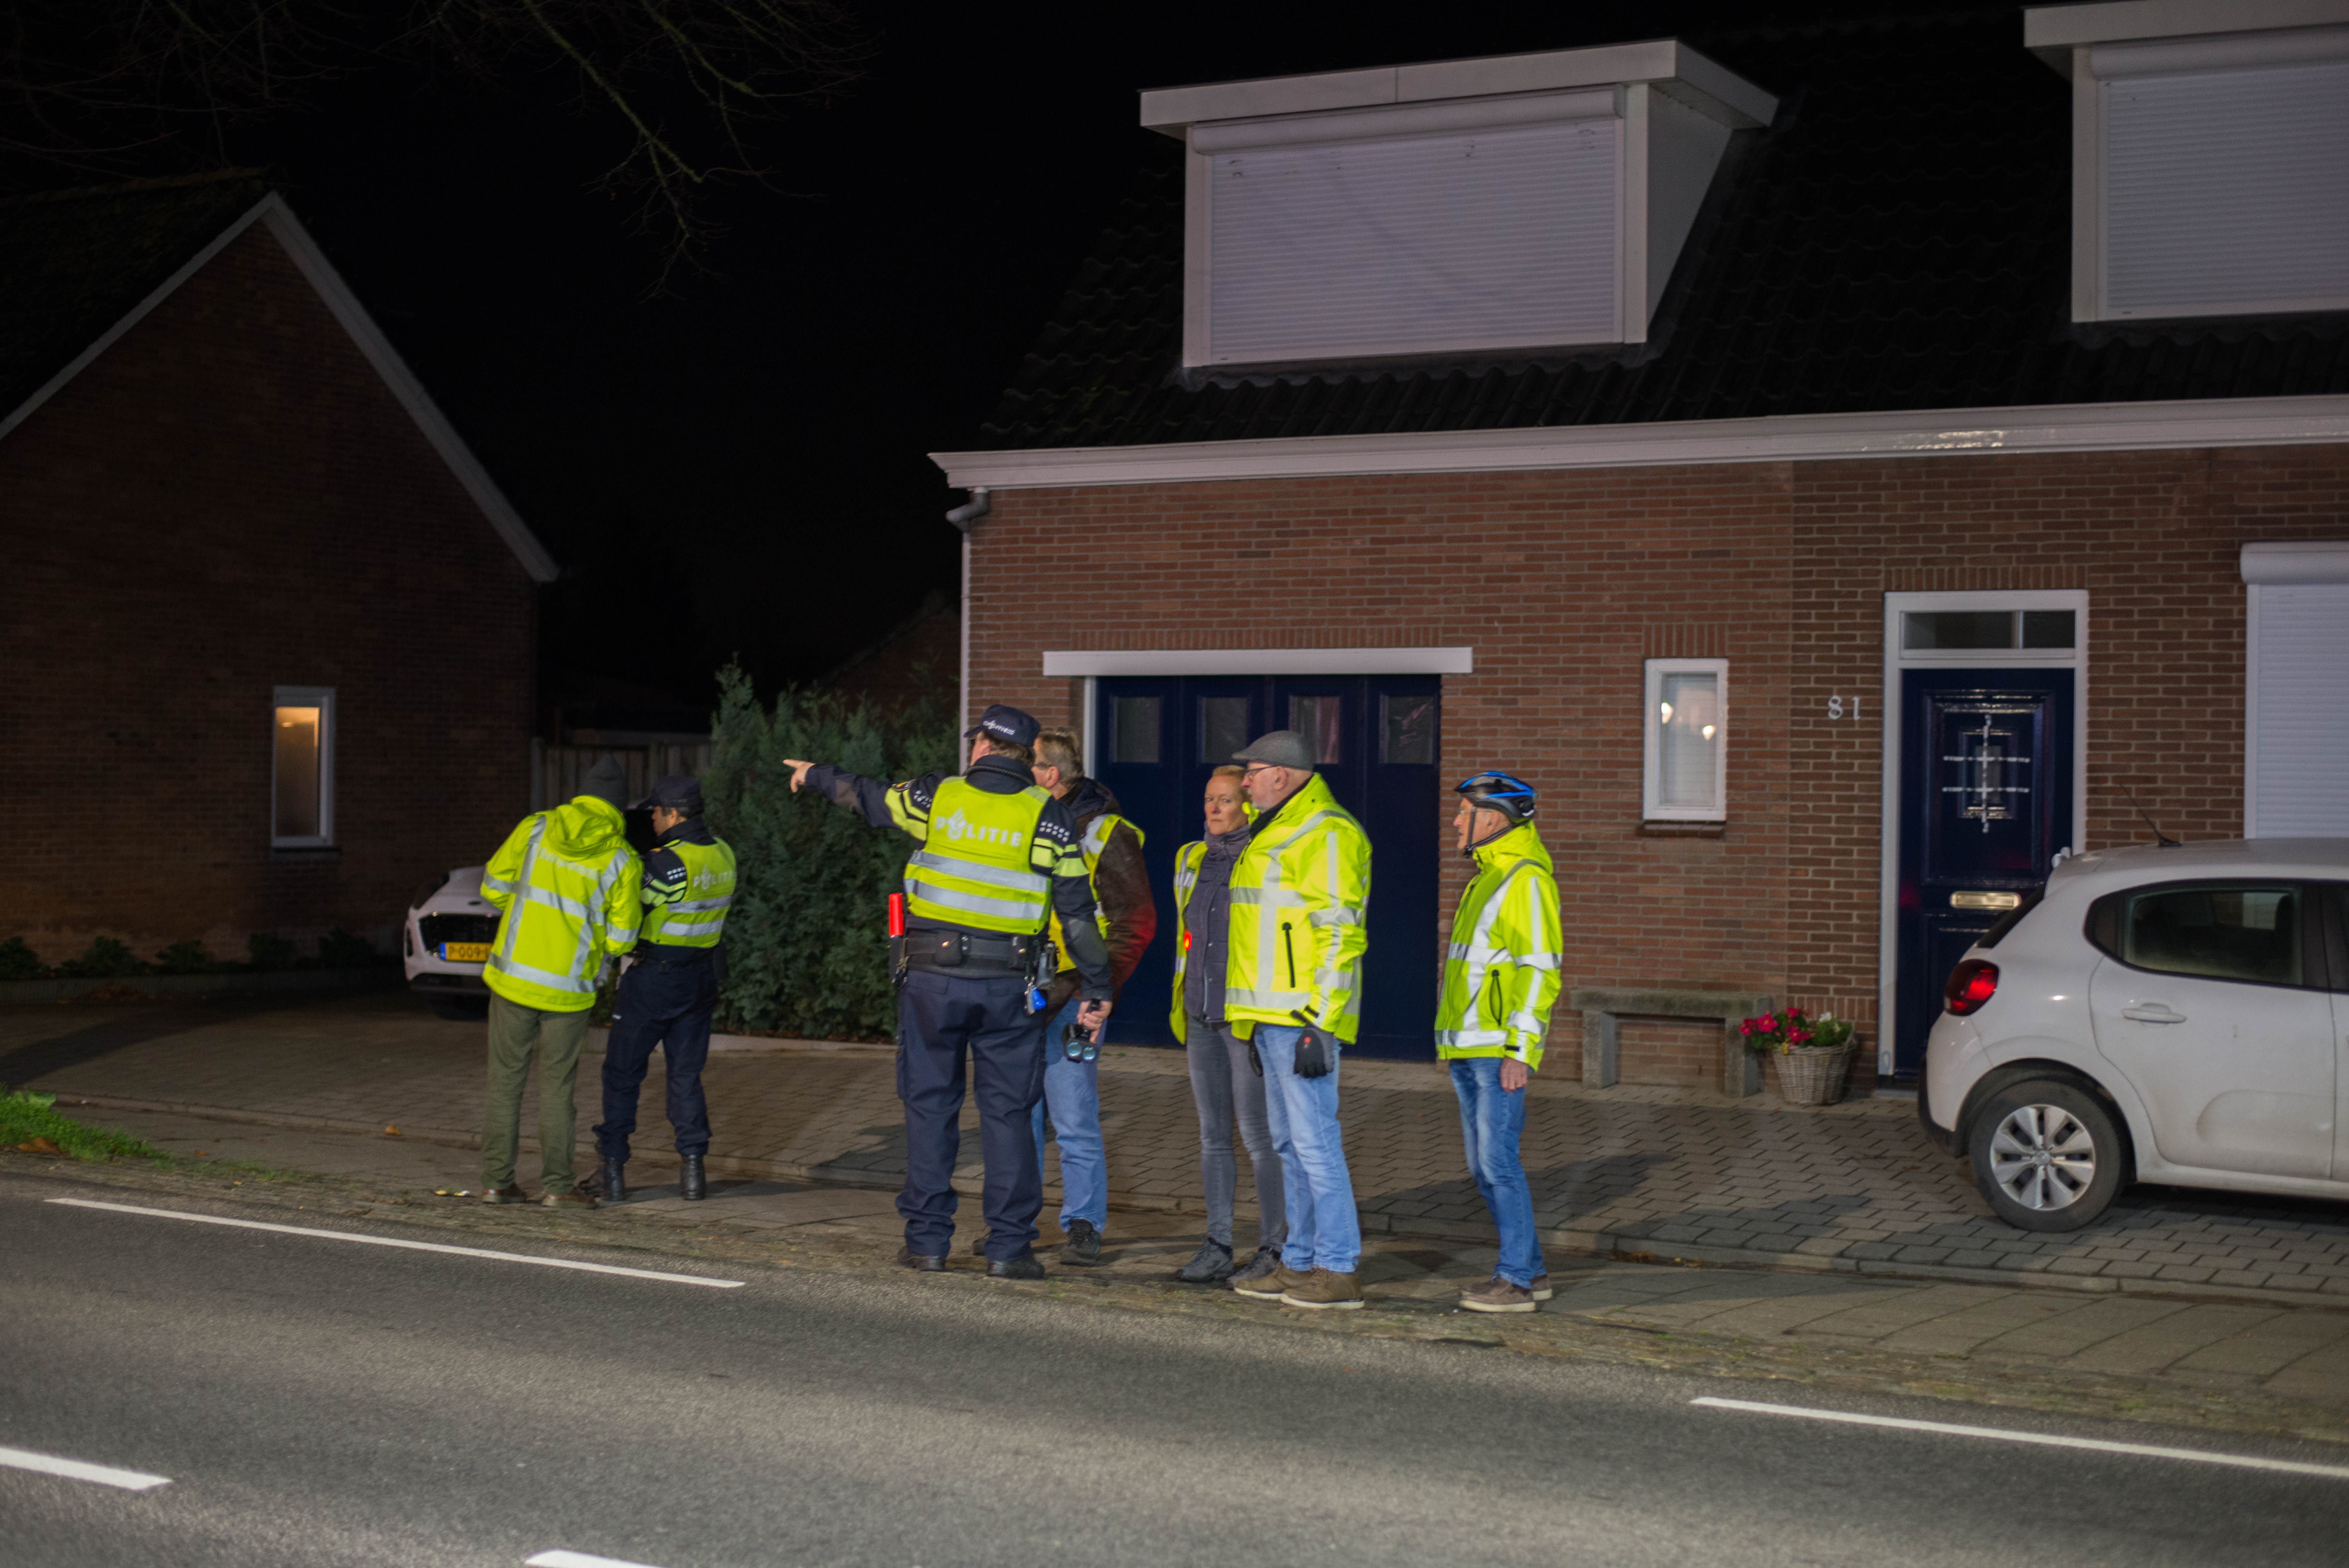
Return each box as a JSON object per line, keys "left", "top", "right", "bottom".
{"left": 891, "top": 928, "right": 1043, "bottom": 978}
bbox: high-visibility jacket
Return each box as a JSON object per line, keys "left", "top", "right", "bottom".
{"left": 1168, "top": 838, "right": 1203, "bottom": 1041}
{"left": 1048, "top": 802, "right": 1144, "bottom": 973}
{"left": 1433, "top": 821, "right": 1564, "bottom": 1068}
{"left": 1223, "top": 771, "right": 1372, "bottom": 1044}
{"left": 638, "top": 828, "right": 736, "bottom": 949}
{"left": 479, "top": 796, "right": 643, "bottom": 1012}
{"left": 897, "top": 774, "right": 1064, "bottom": 935}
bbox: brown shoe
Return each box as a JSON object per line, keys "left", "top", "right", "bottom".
{"left": 1280, "top": 1268, "right": 1365, "bottom": 1310}
{"left": 1232, "top": 1262, "right": 1310, "bottom": 1301}
{"left": 481, "top": 1184, "right": 530, "bottom": 1205}
{"left": 1528, "top": 1272, "right": 1554, "bottom": 1302}
{"left": 543, "top": 1185, "right": 598, "bottom": 1209}
{"left": 1460, "top": 1274, "right": 1537, "bottom": 1313}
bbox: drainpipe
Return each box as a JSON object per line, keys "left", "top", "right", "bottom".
{"left": 945, "top": 488, "right": 991, "bottom": 745}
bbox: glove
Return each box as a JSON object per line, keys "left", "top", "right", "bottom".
{"left": 1289, "top": 1010, "right": 1335, "bottom": 1079}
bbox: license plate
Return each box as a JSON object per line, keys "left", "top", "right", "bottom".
{"left": 441, "top": 943, "right": 491, "bottom": 962}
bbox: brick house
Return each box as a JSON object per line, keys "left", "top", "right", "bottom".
{"left": 932, "top": 2, "right": 2349, "bottom": 1088}
{"left": 0, "top": 173, "right": 557, "bottom": 966}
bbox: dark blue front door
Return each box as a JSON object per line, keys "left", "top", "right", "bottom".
{"left": 1092, "top": 674, "right": 1441, "bottom": 1058}
{"left": 1893, "top": 668, "right": 2076, "bottom": 1075}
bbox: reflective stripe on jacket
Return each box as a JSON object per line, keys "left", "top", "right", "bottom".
{"left": 1048, "top": 800, "right": 1146, "bottom": 975}
{"left": 1223, "top": 772, "right": 1372, "bottom": 1044}
{"left": 638, "top": 833, "right": 737, "bottom": 948}
{"left": 900, "top": 774, "right": 1066, "bottom": 935}
{"left": 479, "top": 796, "right": 643, "bottom": 1012}
{"left": 1433, "top": 821, "right": 1563, "bottom": 1068}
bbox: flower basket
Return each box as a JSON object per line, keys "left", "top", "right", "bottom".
{"left": 1738, "top": 1005, "right": 1858, "bottom": 1107}
{"left": 1775, "top": 1043, "right": 1855, "bottom": 1106}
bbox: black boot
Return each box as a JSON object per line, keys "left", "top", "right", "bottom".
{"left": 598, "top": 1156, "right": 626, "bottom": 1205}
{"left": 679, "top": 1153, "right": 706, "bottom": 1201}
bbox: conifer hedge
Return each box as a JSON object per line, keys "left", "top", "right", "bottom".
{"left": 702, "top": 666, "right": 955, "bottom": 1040}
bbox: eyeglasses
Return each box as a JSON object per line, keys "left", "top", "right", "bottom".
{"left": 1242, "top": 763, "right": 1279, "bottom": 777}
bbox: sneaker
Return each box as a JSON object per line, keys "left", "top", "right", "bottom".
{"left": 1459, "top": 1274, "right": 1536, "bottom": 1313}
{"left": 1280, "top": 1268, "right": 1365, "bottom": 1310}
{"left": 1528, "top": 1272, "right": 1554, "bottom": 1302}
{"left": 544, "top": 1185, "right": 598, "bottom": 1209}
{"left": 1059, "top": 1218, "right": 1103, "bottom": 1267}
{"left": 481, "top": 1184, "right": 529, "bottom": 1205}
{"left": 1230, "top": 1245, "right": 1282, "bottom": 1286}
{"left": 1173, "top": 1238, "right": 1235, "bottom": 1284}
{"left": 1233, "top": 1259, "right": 1310, "bottom": 1300}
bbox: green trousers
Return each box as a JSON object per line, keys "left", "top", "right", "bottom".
{"left": 482, "top": 993, "right": 591, "bottom": 1192}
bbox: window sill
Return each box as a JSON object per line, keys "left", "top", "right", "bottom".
{"left": 1638, "top": 820, "right": 1725, "bottom": 838}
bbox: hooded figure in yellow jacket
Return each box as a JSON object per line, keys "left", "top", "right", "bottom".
{"left": 476, "top": 755, "right": 642, "bottom": 1207}
{"left": 1436, "top": 772, "right": 1563, "bottom": 1315}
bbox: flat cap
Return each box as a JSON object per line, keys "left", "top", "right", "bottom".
{"left": 1233, "top": 729, "right": 1315, "bottom": 771}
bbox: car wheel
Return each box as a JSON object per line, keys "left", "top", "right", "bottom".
{"left": 1967, "top": 1080, "right": 2125, "bottom": 1232}
{"left": 428, "top": 997, "right": 489, "bottom": 1021}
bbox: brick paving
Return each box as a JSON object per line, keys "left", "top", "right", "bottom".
{"left": 12, "top": 988, "right": 2349, "bottom": 1307}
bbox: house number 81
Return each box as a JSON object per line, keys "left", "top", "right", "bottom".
{"left": 1827, "top": 696, "right": 1863, "bottom": 720}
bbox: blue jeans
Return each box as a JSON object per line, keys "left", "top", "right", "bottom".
{"left": 1030, "top": 997, "right": 1108, "bottom": 1235}
{"left": 1449, "top": 1058, "right": 1545, "bottom": 1288}
{"left": 1253, "top": 1024, "right": 1360, "bottom": 1276}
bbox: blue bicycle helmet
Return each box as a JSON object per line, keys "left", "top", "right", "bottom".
{"left": 1455, "top": 771, "right": 1537, "bottom": 826}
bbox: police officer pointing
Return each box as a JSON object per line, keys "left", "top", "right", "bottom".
{"left": 785, "top": 705, "right": 1114, "bottom": 1278}
{"left": 594, "top": 775, "right": 736, "bottom": 1206}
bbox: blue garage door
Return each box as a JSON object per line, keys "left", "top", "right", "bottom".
{"left": 1091, "top": 674, "right": 1442, "bottom": 1058}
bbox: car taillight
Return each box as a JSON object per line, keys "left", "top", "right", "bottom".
{"left": 1944, "top": 959, "right": 2000, "bottom": 1016}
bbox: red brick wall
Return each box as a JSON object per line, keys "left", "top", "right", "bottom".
{"left": 966, "top": 445, "right": 2349, "bottom": 1085}
{"left": 0, "top": 225, "right": 537, "bottom": 966}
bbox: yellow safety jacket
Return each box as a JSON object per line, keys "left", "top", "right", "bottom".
{"left": 1168, "top": 838, "right": 1204, "bottom": 1041}
{"left": 894, "top": 774, "right": 1066, "bottom": 935}
{"left": 1433, "top": 821, "right": 1564, "bottom": 1068}
{"left": 1223, "top": 772, "right": 1372, "bottom": 1044}
{"left": 479, "top": 796, "right": 643, "bottom": 1012}
{"left": 638, "top": 833, "right": 737, "bottom": 949}
{"left": 1048, "top": 808, "right": 1144, "bottom": 973}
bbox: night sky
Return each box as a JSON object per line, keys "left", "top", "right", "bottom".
{"left": 216, "top": 0, "right": 1971, "bottom": 728}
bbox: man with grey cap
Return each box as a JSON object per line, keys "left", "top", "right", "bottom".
{"left": 594, "top": 774, "right": 736, "bottom": 1205}
{"left": 477, "top": 754, "right": 642, "bottom": 1206}
{"left": 1219, "top": 729, "right": 1374, "bottom": 1310}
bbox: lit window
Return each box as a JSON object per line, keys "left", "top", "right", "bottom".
{"left": 272, "top": 686, "right": 335, "bottom": 847}
{"left": 1643, "top": 659, "right": 1725, "bottom": 821}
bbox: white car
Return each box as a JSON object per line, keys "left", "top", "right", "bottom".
{"left": 1922, "top": 838, "right": 2349, "bottom": 1231}
{"left": 405, "top": 866, "right": 498, "bottom": 1018}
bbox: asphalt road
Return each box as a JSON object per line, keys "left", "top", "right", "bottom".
{"left": 7, "top": 1169, "right": 2349, "bottom": 1568}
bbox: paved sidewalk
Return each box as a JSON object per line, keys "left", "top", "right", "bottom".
{"left": 11, "top": 989, "right": 2349, "bottom": 1310}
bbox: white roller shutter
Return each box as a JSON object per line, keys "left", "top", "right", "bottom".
{"left": 2103, "top": 57, "right": 2349, "bottom": 319}
{"left": 2246, "top": 581, "right": 2349, "bottom": 838}
{"left": 1205, "top": 116, "right": 1620, "bottom": 365}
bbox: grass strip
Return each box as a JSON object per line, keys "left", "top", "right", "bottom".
{"left": 0, "top": 1090, "right": 167, "bottom": 1163}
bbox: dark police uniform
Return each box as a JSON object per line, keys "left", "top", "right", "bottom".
{"left": 801, "top": 707, "right": 1113, "bottom": 1269}
{"left": 594, "top": 775, "right": 735, "bottom": 1203}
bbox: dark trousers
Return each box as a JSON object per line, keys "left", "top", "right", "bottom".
{"left": 594, "top": 957, "right": 716, "bottom": 1162}
{"left": 896, "top": 968, "right": 1046, "bottom": 1262}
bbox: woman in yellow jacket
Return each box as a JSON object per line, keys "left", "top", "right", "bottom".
{"left": 1165, "top": 766, "right": 1284, "bottom": 1283}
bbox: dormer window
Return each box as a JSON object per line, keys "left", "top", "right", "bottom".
{"left": 1141, "top": 43, "right": 1777, "bottom": 369}
{"left": 2027, "top": 1, "right": 2349, "bottom": 324}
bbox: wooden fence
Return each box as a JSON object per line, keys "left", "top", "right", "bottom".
{"left": 531, "top": 742, "right": 715, "bottom": 811}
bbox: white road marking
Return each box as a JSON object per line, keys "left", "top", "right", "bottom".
{"left": 1691, "top": 1396, "right": 2349, "bottom": 1481}
{"left": 0, "top": 1443, "right": 171, "bottom": 1491}
{"left": 527, "top": 1552, "right": 670, "bottom": 1568}
{"left": 47, "top": 1199, "right": 743, "bottom": 1289}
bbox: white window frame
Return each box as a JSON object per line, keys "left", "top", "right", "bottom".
{"left": 2242, "top": 540, "right": 2349, "bottom": 837}
{"left": 1642, "top": 657, "right": 1728, "bottom": 822}
{"left": 271, "top": 685, "right": 336, "bottom": 848}
{"left": 1877, "top": 590, "right": 2089, "bottom": 1074}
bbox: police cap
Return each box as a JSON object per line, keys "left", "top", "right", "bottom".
{"left": 636, "top": 775, "right": 703, "bottom": 813}
{"left": 962, "top": 704, "right": 1040, "bottom": 749}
